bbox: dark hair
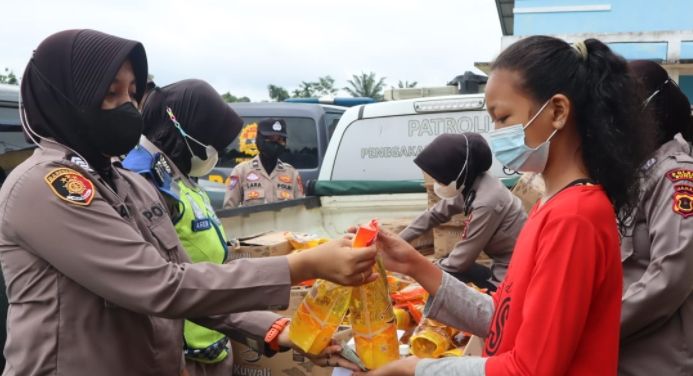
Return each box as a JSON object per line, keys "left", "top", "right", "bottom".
{"left": 492, "top": 36, "right": 655, "bottom": 229}
{"left": 629, "top": 60, "right": 693, "bottom": 144}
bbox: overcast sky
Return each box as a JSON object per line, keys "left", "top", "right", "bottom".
{"left": 2, "top": 0, "right": 502, "bottom": 101}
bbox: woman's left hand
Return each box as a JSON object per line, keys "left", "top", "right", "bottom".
{"left": 305, "top": 344, "right": 362, "bottom": 371}
{"left": 277, "top": 326, "right": 362, "bottom": 372}
{"left": 354, "top": 356, "right": 421, "bottom": 376}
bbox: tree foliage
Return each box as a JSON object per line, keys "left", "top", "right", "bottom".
{"left": 344, "top": 72, "right": 386, "bottom": 101}
{"left": 0, "top": 68, "right": 18, "bottom": 85}
{"left": 221, "top": 92, "right": 251, "bottom": 103}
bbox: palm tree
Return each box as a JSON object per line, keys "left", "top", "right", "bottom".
{"left": 344, "top": 72, "right": 387, "bottom": 101}
{"left": 315, "top": 76, "right": 338, "bottom": 96}
{"left": 397, "top": 80, "right": 418, "bottom": 88}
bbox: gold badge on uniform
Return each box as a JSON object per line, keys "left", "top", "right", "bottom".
{"left": 278, "top": 175, "right": 292, "bottom": 184}
{"left": 44, "top": 168, "right": 95, "bottom": 206}
{"left": 247, "top": 191, "right": 261, "bottom": 200}
{"left": 279, "top": 191, "right": 293, "bottom": 200}
{"left": 673, "top": 185, "right": 693, "bottom": 218}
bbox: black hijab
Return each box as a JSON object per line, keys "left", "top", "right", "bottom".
{"left": 415, "top": 132, "right": 492, "bottom": 192}
{"left": 629, "top": 60, "right": 693, "bottom": 144}
{"left": 21, "top": 29, "right": 147, "bottom": 173}
{"left": 141, "top": 79, "right": 243, "bottom": 175}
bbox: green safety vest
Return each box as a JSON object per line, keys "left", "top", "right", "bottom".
{"left": 174, "top": 180, "right": 230, "bottom": 364}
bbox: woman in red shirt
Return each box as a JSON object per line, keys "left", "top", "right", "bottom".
{"left": 358, "top": 36, "right": 654, "bottom": 376}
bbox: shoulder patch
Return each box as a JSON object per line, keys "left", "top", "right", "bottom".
{"left": 68, "top": 155, "right": 94, "bottom": 172}
{"left": 673, "top": 185, "right": 693, "bottom": 218}
{"left": 297, "top": 174, "right": 304, "bottom": 195}
{"left": 44, "top": 168, "right": 95, "bottom": 206}
{"left": 229, "top": 175, "right": 240, "bottom": 190}
{"left": 666, "top": 169, "right": 693, "bottom": 183}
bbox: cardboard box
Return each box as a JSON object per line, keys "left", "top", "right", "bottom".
{"left": 231, "top": 328, "right": 352, "bottom": 376}
{"left": 433, "top": 225, "right": 464, "bottom": 259}
{"left": 379, "top": 218, "right": 434, "bottom": 253}
{"left": 511, "top": 173, "right": 545, "bottom": 213}
{"left": 231, "top": 232, "right": 293, "bottom": 260}
{"left": 273, "top": 286, "right": 310, "bottom": 318}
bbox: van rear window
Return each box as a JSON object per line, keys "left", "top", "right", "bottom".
{"left": 219, "top": 117, "right": 318, "bottom": 170}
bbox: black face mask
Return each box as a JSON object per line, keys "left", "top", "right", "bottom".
{"left": 83, "top": 102, "right": 144, "bottom": 156}
{"left": 262, "top": 142, "right": 286, "bottom": 159}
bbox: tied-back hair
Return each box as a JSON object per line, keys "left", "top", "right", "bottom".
{"left": 492, "top": 36, "right": 655, "bottom": 231}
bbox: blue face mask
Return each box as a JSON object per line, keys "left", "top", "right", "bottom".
{"left": 488, "top": 100, "right": 557, "bottom": 173}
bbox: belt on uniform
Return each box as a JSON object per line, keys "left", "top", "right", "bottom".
{"left": 184, "top": 336, "right": 229, "bottom": 362}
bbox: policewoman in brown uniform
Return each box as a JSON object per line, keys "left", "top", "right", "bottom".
{"left": 223, "top": 118, "right": 304, "bottom": 208}
{"left": 123, "top": 79, "right": 289, "bottom": 376}
{"left": 619, "top": 60, "right": 693, "bottom": 375}
{"left": 400, "top": 133, "right": 526, "bottom": 291}
{"left": 0, "top": 30, "right": 375, "bottom": 376}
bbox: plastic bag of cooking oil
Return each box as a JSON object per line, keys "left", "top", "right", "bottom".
{"left": 349, "top": 220, "right": 400, "bottom": 370}
{"left": 394, "top": 307, "right": 413, "bottom": 331}
{"left": 285, "top": 232, "right": 330, "bottom": 251}
{"left": 409, "top": 319, "right": 457, "bottom": 359}
{"left": 289, "top": 279, "right": 352, "bottom": 355}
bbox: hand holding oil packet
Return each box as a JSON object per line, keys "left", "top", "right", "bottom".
{"left": 289, "top": 220, "right": 399, "bottom": 370}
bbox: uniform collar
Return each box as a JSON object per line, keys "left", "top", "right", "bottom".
{"left": 251, "top": 155, "right": 286, "bottom": 179}
{"left": 654, "top": 134, "right": 692, "bottom": 160}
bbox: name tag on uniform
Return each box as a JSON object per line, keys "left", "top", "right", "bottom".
{"left": 192, "top": 218, "right": 212, "bottom": 232}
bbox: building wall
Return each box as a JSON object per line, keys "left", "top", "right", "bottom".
{"left": 505, "top": 1, "right": 693, "bottom": 99}
{"left": 514, "top": 0, "right": 693, "bottom": 36}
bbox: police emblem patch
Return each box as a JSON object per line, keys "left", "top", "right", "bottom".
{"left": 44, "top": 168, "right": 95, "bottom": 206}
{"left": 247, "top": 191, "right": 261, "bottom": 200}
{"left": 247, "top": 172, "right": 260, "bottom": 182}
{"left": 667, "top": 169, "right": 693, "bottom": 182}
{"left": 272, "top": 122, "right": 282, "bottom": 131}
{"left": 278, "top": 175, "right": 292, "bottom": 184}
{"left": 673, "top": 185, "right": 693, "bottom": 218}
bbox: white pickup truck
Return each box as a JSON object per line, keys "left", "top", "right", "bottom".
{"left": 218, "top": 94, "right": 519, "bottom": 239}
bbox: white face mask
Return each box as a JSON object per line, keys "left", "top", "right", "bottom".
{"left": 166, "top": 106, "right": 219, "bottom": 177}
{"left": 433, "top": 133, "right": 470, "bottom": 200}
{"left": 188, "top": 144, "right": 218, "bottom": 177}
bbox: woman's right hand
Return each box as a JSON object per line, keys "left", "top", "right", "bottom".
{"left": 377, "top": 230, "right": 443, "bottom": 296}
{"left": 375, "top": 230, "right": 426, "bottom": 276}
{"left": 287, "top": 238, "right": 378, "bottom": 286}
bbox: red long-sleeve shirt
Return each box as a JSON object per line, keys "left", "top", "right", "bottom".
{"left": 484, "top": 185, "right": 622, "bottom": 375}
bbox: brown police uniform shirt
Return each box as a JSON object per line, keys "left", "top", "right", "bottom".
{"left": 400, "top": 172, "right": 526, "bottom": 284}
{"left": 223, "top": 155, "right": 304, "bottom": 209}
{"left": 136, "top": 141, "right": 283, "bottom": 366}
{"left": 0, "top": 142, "right": 291, "bottom": 376}
{"left": 619, "top": 135, "right": 693, "bottom": 375}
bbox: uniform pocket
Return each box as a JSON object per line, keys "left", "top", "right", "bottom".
{"left": 277, "top": 190, "right": 294, "bottom": 201}
{"left": 243, "top": 189, "right": 266, "bottom": 203}
{"left": 148, "top": 219, "right": 183, "bottom": 263}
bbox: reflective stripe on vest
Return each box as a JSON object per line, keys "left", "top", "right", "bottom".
{"left": 175, "top": 181, "right": 229, "bottom": 362}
